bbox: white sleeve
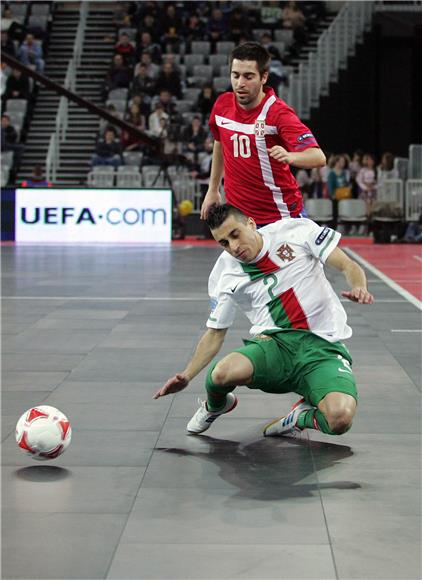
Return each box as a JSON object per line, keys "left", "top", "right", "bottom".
{"left": 303, "top": 220, "right": 341, "bottom": 264}
{"left": 206, "top": 259, "right": 237, "bottom": 329}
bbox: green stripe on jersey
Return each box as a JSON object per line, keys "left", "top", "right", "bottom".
{"left": 241, "top": 262, "right": 267, "bottom": 281}
{"left": 267, "top": 297, "right": 292, "bottom": 329}
{"left": 318, "top": 230, "right": 336, "bottom": 259}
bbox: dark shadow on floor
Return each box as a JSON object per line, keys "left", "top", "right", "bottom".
{"left": 156, "top": 435, "right": 359, "bottom": 501}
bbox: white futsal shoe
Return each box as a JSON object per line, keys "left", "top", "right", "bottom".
{"left": 187, "top": 393, "right": 238, "bottom": 434}
{"left": 263, "top": 398, "right": 313, "bottom": 437}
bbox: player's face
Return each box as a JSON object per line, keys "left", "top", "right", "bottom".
{"left": 212, "top": 216, "right": 263, "bottom": 262}
{"left": 231, "top": 59, "right": 268, "bottom": 110}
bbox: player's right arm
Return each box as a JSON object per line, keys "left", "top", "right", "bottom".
{"left": 200, "top": 140, "right": 224, "bottom": 219}
{"left": 153, "top": 328, "right": 228, "bottom": 399}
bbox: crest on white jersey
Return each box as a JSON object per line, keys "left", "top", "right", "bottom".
{"left": 277, "top": 243, "right": 295, "bottom": 262}
{"left": 254, "top": 120, "right": 266, "bottom": 137}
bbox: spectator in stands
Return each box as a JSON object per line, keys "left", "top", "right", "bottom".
{"left": 154, "top": 89, "right": 176, "bottom": 117}
{"left": 2, "top": 7, "right": 25, "bottom": 41}
{"left": 357, "top": 153, "right": 377, "bottom": 209}
{"left": 0, "top": 62, "right": 9, "bottom": 98}
{"left": 1, "top": 112, "right": 23, "bottom": 166}
{"left": 21, "top": 165, "right": 51, "bottom": 187}
{"left": 161, "top": 4, "right": 183, "bottom": 51}
{"left": 129, "top": 93, "right": 151, "bottom": 117}
{"left": 206, "top": 8, "right": 228, "bottom": 46}
{"left": 183, "top": 13, "right": 205, "bottom": 45}
{"left": 349, "top": 149, "right": 363, "bottom": 197}
{"left": 260, "top": 33, "right": 288, "bottom": 92}
{"left": 4, "top": 67, "right": 29, "bottom": 100}
{"left": 131, "top": 62, "right": 155, "bottom": 99}
{"left": 120, "top": 127, "right": 144, "bottom": 153}
{"left": 377, "top": 152, "right": 398, "bottom": 187}
{"left": 192, "top": 136, "right": 214, "bottom": 239}
{"left": 125, "top": 102, "right": 146, "bottom": 130}
{"left": 260, "top": 1, "right": 283, "bottom": 30}
{"left": 282, "top": 1, "right": 306, "bottom": 31}
{"left": 138, "top": 31, "right": 162, "bottom": 64}
{"left": 154, "top": 62, "right": 182, "bottom": 100}
{"left": 181, "top": 116, "right": 207, "bottom": 158}
{"left": 104, "top": 54, "right": 131, "bottom": 98}
{"left": 135, "top": 52, "right": 159, "bottom": 80}
{"left": 99, "top": 103, "right": 121, "bottom": 138}
{"left": 112, "top": 2, "right": 132, "bottom": 28}
{"left": 92, "top": 128, "right": 122, "bottom": 168}
{"left": 114, "top": 32, "right": 136, "bottom": 65}
{"left": 18, "top": 34, "right": 44, "bottom": 72}
{"left": 309, "top": 166, "right": 326, "bottom": 199}
{"left": 196, "top": 84, "right": 217, "bottom": 122}
{"left": 1, "top": 30, "right": 16, "bottom": 58}
{"left": 229, "top": 7, "right": 251, "bottom": 44}
{"left": 403, "top": 214, "right": 422, "bottom": 243}
{"left": 327, "top": 155, "right": 351, "bottom": 200}
{"left": 148, "top": 102, "right": 169, "bottom": 138}
{"left": 140, "top": 14, "right": 159, "bottom": 43}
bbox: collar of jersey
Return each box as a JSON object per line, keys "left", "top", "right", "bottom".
{"left": 233, "top": 86, "right": 275, "bottom": 118}
{"left": 248, "top": 231, "right": 269, "bottom": 264}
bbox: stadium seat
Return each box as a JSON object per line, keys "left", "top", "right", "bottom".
{"left": 216, "top": 41, "right": 235, "bottom": 54}
{"left": 209, "top": 54, "right": 228, "bottom": 74}
{"left": 6, "top": 111, "right": 25, "bottom": 130}
{"left": 409, "top": 144, "right": 422, "bottom": 179}
{"left": 30, "top": 3, "right": 51, "bottom": 16}
{"left": 1, "top": 151, "right": 14, "bottom": 169}
{"left": 118, "top": 27, "right": 137, "bottom": 41}
{"left": 92, "top": 165, "right": 115, "bottom": 174}
{"left": 1, "top": 166, "right": 10, "bottom": 187}
{"left": 108, "top": 88, "right": 128, "bottom": 101}
{"left": 191, "top": 41, "right": 211, "bottom": 56}
{"left": 274, "top": 29, "right": 294, "bottom": 46}
{"left": 106, "top": 99, "right": 127, "bottom": 114}
{"left": 183, "top": 88, "right": 201, "bottom": 102}
{"left": 116, "top": 172, "right": 142, "bottom": 187}
{"left": 123, "top": 151, "right": 143, "bottom": 167}
{"left": 8, "top": 2, "right": 29, "bottom": 19}
{"left": 87, "top": 170, "right": 115, "bottom": 187}
{"left": 219, "top": 65, "right": 230, "bottom": 77}
{"left": 6, "top": 99, "right": 28, "bottom": 115}
{"left": 184, "top": 54, "right": 205, "bottom": 75}
{"left": 305, "top": 199, "right": 334, "bottom": 224}
{"left": 253, "top": 29, "right": 272, "bottom": 41}
{"left": 213, "top": 77, "right": 230, "bottom": 93}
{"left": 27, "top": 15, "right": 49, "bottom": 30}
{"left": 175, "top": 100, "right": 193, "bottom": 114}
{"left": 337, "top": 199, "right": 368, "bottom": 225}
{"left": 192, "top": 64, "right": 213, "bottom": 82}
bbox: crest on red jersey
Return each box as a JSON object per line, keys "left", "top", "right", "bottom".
{"left": 254, "top": 120, "right": 266, "bottom": 137}
{"left": 277, "top": 243, "right": 295, "bottom": 262}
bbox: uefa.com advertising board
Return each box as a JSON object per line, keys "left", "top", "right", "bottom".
{"left": 15, "top": 188, "right": 173, "bottom": 243}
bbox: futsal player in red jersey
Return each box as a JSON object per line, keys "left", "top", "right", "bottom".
{"left": 201, "top": 42, "right": 326, "bottom": 226}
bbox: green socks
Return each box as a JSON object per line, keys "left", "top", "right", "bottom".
{"left": 297, "top": 408, "right": 338, "bottom": 435}
{"left": 205, "top": 363, "right": 234, "bottom": 412}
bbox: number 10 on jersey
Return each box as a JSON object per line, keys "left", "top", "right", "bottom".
{"left": 230, "top": 134, "right": 251, "bottom": 158}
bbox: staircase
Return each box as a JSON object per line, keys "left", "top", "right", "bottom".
{"left": 17, "top": 5, "right": 116, "bottom": 186}
{"left": 17, "top": 7, "right": 79, "bottom": 184}
{"left": 58, "top": 7, "right": 115, "bottom": 185}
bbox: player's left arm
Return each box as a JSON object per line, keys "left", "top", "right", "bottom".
{"left": 326, "top": 247, "right": 374, "bottom": 304}
{"left": 267, "top": 146, "right": 326, "bottom": 168}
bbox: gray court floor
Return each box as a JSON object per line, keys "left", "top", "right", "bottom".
{"left": 1, "top": 243, "right": 421, "bottom": 580}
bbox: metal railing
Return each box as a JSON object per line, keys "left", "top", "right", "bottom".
{"left": 46, "top": 133, "right": 59, "bottom": 183}
{"left": 286, "top": 2, "right": 374, "bottom": 119}
{"left": 45, "top": 1, "right": 90, "bottom": 181}
{"left": 405, "top": 179, "right": 422, "bottom": 221}
{"left": 378, "top": 179, "right": 404, "bottom": 206}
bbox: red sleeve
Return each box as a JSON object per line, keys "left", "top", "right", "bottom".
{"left": 208, "top": 100, "right": 220, "bottom": 142}
{"left": 276, "top": 104, "right": 319, "bottom": 152}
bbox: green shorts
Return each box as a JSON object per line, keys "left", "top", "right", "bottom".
{"left": 234, "top": 330, "right": 358, "bottom": 406}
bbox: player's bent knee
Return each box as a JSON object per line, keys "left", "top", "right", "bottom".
{"left": 211, "top": 361, "right": 231, "bottom": 386}
{"left": 327, "top": 407, "right": 355, "bottom": 434}
{"left": 211, "top": 353, "right": 253, "bottom": 386}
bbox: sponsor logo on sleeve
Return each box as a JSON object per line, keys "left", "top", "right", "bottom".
{"left": 315, "top": 227, "right": 330, "bottom": 246}
{"left": 297, "top": 132, "right": 315, "bottom": 142}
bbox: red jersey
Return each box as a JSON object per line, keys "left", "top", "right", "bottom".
{"left": 209, "top": 86, "right": 319, "bottom": 224}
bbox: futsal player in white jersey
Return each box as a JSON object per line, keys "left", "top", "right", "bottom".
{"left": 201, "top": 42, "right": 326, "bottom": 226}
{"left": 154, "top": 204, "right": 374, "bottom": 438}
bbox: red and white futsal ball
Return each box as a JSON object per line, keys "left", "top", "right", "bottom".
{"left": 15, "top": 405, "right": 72, "bottom": 460}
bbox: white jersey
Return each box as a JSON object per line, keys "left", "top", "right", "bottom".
{"left": 207, "top": 218, "right": 352, "bottom": 343}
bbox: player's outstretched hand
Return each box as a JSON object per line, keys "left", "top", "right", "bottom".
{"left": 153, "top": 373, "right": 190, "bottom": 399}
{"left": 267, "top": 145, "right": 292, "bottom": 164}
{"left": 200, "top": 190, "right": 223, "bottom": 220}
{"left": 341, "top": 288, "right": 374, "bottom": 304}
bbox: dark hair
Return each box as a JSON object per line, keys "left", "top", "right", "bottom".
{"left": 206, "top": 203, "right": 248, "bottom": 230}
{"left": 229, "top": 42, "right": 271, "bottom": 77}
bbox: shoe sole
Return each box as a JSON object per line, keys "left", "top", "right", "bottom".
{"left": 187, "top": 396, "right": 238, "bottom": 435}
